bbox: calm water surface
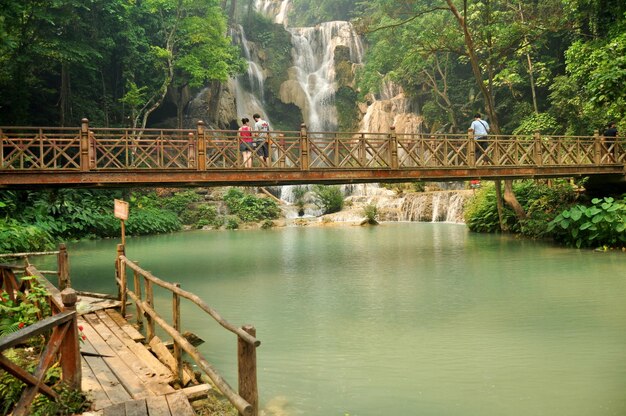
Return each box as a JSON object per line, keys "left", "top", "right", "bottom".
{"left": 53, "top": 224, "right": 626, "bottom": 415}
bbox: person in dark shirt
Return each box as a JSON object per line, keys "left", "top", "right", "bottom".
{"left": 603, "top": 122, "right": 618, "bottom": 140}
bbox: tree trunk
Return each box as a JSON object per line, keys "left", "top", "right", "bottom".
{"left": 447, "top": 0, "right": 526, "bottom": 221}
{"left": 494, "top": 179, "right": 506, "bottom": 231}
{"left": 503, "top": 179, "right": 526, "bottom": 220}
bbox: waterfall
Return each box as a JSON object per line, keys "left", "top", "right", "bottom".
{"left": 287, "top": 21, "right": 363, "bottom": 131}
{"left": 254, "top": 0, "right": 290, "bottom": 25}
{"left": 231, "top": 25, "right": 271, "bottom": 122}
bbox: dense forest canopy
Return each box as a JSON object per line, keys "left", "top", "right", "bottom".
{"left": 353, "top": 0, "right": 626, "bottom": 135}
{"left": 0, "top": 0, "right": 244, "bottom": 128}
{"left": 0, "top": 0, "right": 624, "bottom": 135}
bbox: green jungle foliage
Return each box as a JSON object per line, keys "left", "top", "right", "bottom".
{"left": 0, "top": 190, "right": 193, "bottom": 254}
{"left": 0, "top": 275, "right": 87, "bottom": 415}
{"left": 355, "top": 0, "right": 626, "bottom": 135}
{"left": 0, "top": 276, "right": 51, "bottom": 337}
{"left": 313, "top": 185, "right": 344, "bottom": 215}
{"left": 0, "top": 0, "right": 244, "bottom": 128}
{"left": 290, "top": 0, "right": 357, "bottom": 26}
{"left": 223, "top": 188, "right": 281, "bottom": 222}
{"left": 548, "top": 196, "right": 626, "bottom": 248}
{"left": 464, "top": 180, "right": 578, "bottom": 237}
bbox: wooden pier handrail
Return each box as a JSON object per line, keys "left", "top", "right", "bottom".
{"left": 124, "top": 288, "right": 254, "bottom": 416}
{"left": 119, "top": 255, "right": 260, "bottom": 347}
{"left": 0, "top": 311, "right": 75, "bottom": 351}
{"left": 0, "top": 250, "right": 60, "bottom": 258}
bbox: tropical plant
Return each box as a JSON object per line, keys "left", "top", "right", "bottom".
{"left": 312, "top": 185, "right": 344, "bottom": 215}
{"left": 0, "top": 276, "right": 52, "bottom": 337}
{"left": 223, "top": 188, "right": 280, "bottom": 222}
{"left": 362, "top": 204, "right": 379, "bottom": 225}
{"left": 547, "top": 196, "right": 626, "bottom": 248}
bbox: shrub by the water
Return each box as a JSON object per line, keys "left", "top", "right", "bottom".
{"left": 548, "top": 196, "right": 626, "bottom": 248}
{"left": 464, "top": 180, "right": 578, "bottom": 237}
{"left": 363, "top": 204, "right": 379, "bottom": 224}
{"left": 313, "top": 185, "right": 344, "bottom": 214}
{"left": 223, "top": 188, "right": 280, "bottom": 223}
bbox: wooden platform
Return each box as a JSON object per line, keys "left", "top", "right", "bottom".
{"left": 78, "top": 309, "right": 199, "bottom": 416}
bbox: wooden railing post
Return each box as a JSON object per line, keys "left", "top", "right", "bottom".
{"left": 197, "top": 120, "right": 206, "bottom": 170}
{"left": 145, "top": 276, "right": 155, "bottom": 342}
{"left": 359, "top": 134, "right": 366, "bottom": 166}
{"left": 60, "top": 288, "right": 81, "bottom": 389}
{"left": 389, "top": 126, "right": 398, "bottom": 169}
{"left": 80, "top": 118, "right": 90, "bottom": 171}
{"left": 300, "top": 123, "right": 309, "bottom": 170}
{"left": 238, "top": 325, "right": 258, "bottom": 416}
{"left": 188, "top": 132, "right": 196, "bottom": 168}
{"left": 116, "top": 244, "right": 127, "bottom": 318}
{"left": 468, "top": 128, "right": 476, "bottom": 167}
{"left": 133, "top": 261, "right": 143, "bottom": 329}
{"left": 172, "top": 282, "right": 183, "bottom": 383}
{"left": 57, "top": 243, "right": 70, "bottom": 290}
{"left": 533, "top": 131, "right": 543, "bottom": 166}
{"left": 594, "top": 129, "right": 601, "bottom": 164}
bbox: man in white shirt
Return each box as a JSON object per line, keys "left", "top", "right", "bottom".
{"left": 470, "top": 113, "right": 490, "bottom": 162}
{"left": 253, "top": 113, "right": 271, "bottom": 165}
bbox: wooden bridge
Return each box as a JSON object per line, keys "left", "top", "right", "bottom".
{"left": 1, "top": 119, "right": 624, "bottom": 189}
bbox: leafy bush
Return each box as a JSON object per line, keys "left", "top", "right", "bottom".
{"left": 225, "top": 217, "right": 239, "bottom": 230}
{"left": 312, "top": 185, "right": 344, "bottom": 214}
{"left": 125, "top": 207, "right": 181, "bottom": 235}
{"left": 0, "top": 219, "right": 53, "bottom": 254}
{"left": 362, "top": 204, "right": 379, "bottom": 224}
{"left": 547, "top": 196, "right": 626, "bottom": 248}
{"left": 463, "top": 183, "right": 502, "bottom": 233}
{"left": 464, "top": 180, "right": 577, "bottom": 235}
{"left": 161, "top": 190, "right": 202, "bottom": 216}
{"left": 0, "top": 277, "right": 51, "bottom": 337}
{"left": 223, "top": 188, "right": 280, "bottom": 222}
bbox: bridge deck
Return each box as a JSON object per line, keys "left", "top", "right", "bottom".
{"left": 77, "top": 308, "right": 202, "bottom": 416}
{"left": 1, "top": 123, "right": 624, "bottom": 188}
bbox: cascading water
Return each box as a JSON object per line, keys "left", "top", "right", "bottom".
{"left": 287, "top": 21, "right": 363, "bottom": 131}
{"left": 231, "top": 25, "right": 270, "bottom": 121}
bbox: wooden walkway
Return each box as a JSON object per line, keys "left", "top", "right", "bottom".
{"left": 77, "top": 308, "right": 203, "bottom": 416}
{"left": 1, "top": 121, "right": 625, "bottom": 188}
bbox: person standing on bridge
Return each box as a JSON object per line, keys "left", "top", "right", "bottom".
{"left": 470, "top": 113, "right": 490, "bottom": 162}
{"left": 253, "top": 113, "right": 271, "bottom": 166}
{"left": 238, "top": 117, "right": 253, "bottom": 168}
{"left": 603, "top": 121, "right": 618, "bottom": 141}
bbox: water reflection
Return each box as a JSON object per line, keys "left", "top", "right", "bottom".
{"left": 43, "top": 224, "right": 626, "bottom": 416}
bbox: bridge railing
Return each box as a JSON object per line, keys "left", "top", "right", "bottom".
{"left": 2, "top": 120, "right": 624, "bottom": 171}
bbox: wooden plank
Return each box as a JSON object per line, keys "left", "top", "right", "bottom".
{"left": 181, "top": 383, "right": 212, "bottom": 402}
{"left": 148, "top": 336, "right": 192, "bottom": 386}
{"left": 165, "top": 391, "right": 195, "bottom": 416}
{"left": 102, "top": 402, "right": 126, "bottom": 416}
{"left": 81, "top": 338, "right": 132, "bottom": 404}
{"left": 81, "top": 358, "right": 113, "bottom": 410}
{"left": 80, "top": 314, "right": 152, "bottom": 400}
{"left": 125, "top": 399, "right": 149, "bottom": 416}
{"left": 90, "top": 310, "right": 174, "bottom": 396}
{"left": 77, "top": 297, "right": 122, "bottom": 315}
{"left": 145, "top": 395, "right": 172, "bottom": 416}
{"left": 104, "top": 309, "right": 145, "bottom": 342}
{"left": 91, "top": 314, "right": 174, "bottom": 385}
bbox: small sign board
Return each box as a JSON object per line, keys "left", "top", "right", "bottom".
{"left": 114, "top": 199, "right": 129, "bottom": 221}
